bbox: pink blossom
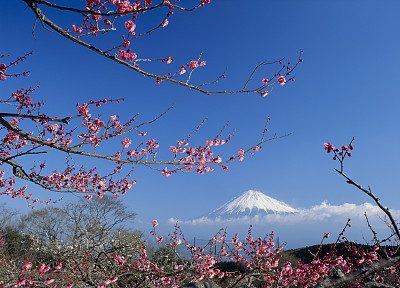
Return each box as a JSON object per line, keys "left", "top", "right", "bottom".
{"left": 161, "top": 19, "right": 169, "bottom": 27}
{"left": 277, "top": 75, "right": 286, "bottom": 86}
{"left": 166, "top": 57, "right": 173, "bottom": 64}
{"left": 118, "top": 50, "right": 137, "bottom": 61}
{"left": 179, "top": 66, "right": 186, "bottom": 75}
{"left": 72, "top": 25, "right": 83, "bottom": 33}
{"left": 125, "top": 20, "right": 136, "bottom": 34}
{"left": 262, "top": 78, "right": 269, "bottom": 85}
{"left": 324, "top": 143, "right": 335, "bottom": 153}
{"left": 22, "top": 262, "right": 33, "bottom": 270}
{"left": 188, "top": 61, "right": 199, "bottom": 69}
{"left": 162, "top": 167, "right": 171, "bottom": 177}
{"left": 123, "top": 40, "right": 130, "bottom": 48}
{"left": 238, "top": 149, "right": 245, "bottom": 155}
{"left": 214, "top": 156, "right": 222, "bottom": 163}
{"left": 260, "top": 91, "right": 268, "bottom": 97}
{"left": 38, "top": 263, "right": 46, "bottom": 272}
{"left": 110, "top": 115, "right": 117, "bottom": 121}
{"left": 121, "top": 137, "right": 131, "bottom": 148}
{"left": 44, "top": 279, "right": 55, "bottom": 284}
{"left": 152, "top": 220, "right": 158, "bottom": 227}
{"left": 10, "top": 118, "right": 19, "bottom": 126}
{"left": 0, "top": 63, "right": 6, "bottom": 73}
{"left": 51, "top": 123, "right": 59, "bottom": 132}
{"left": 103, "top": 18, "right": 112, "bottom": 25}
{"left": 91, "top": 10, "right": 102, "bottom": 21}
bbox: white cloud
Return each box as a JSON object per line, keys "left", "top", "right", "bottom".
{"left": 175, "top": 201, "right": 400, "bottom": 227}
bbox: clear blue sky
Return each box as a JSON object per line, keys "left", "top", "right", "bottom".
{"left": 1, "top": 1, "right": 400, "bottom": 247}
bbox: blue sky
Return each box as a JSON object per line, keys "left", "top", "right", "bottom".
{"left": 1, "top": 1, "right": 400, "bottom": 248}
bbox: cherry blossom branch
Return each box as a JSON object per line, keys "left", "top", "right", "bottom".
{"left": 322, "top": 139, "right": 400, "bottom": 287}
{"left": 0, "top": 113, "right": 71, "bottom": 124}
{"left": 22, "top": 0, "right": 303, "bottom": 97}
{"left": 313, "top": 254, "right": 400, "bottom": 288}
{"left": 27, "top": 0, "right": 204, "bottom": 17}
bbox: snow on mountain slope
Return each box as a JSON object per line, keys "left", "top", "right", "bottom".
{"left": 206, "top": 190, "right": 298, "bottom": 218}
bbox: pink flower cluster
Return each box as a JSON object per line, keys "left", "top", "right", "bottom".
{"left": 118, "top": 49, "right": 137, "bottom": 61}
{"left": 324, "top": 141, "right": 354, "bottom": 161}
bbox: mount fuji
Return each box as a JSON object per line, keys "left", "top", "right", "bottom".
{"left": 204, "top": 190, "right": 299, "bottom": 219}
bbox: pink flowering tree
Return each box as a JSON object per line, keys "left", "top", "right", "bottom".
{"left": 0, "top": 0, "right": 304, "bottom": 206}
{"left": 21, "top": 0, "right": 302, "bottom": 97}
{"left": 0, "top": 50, "right": 296, "bottom": 208}
{"left": 2, "top": 1, "right": 399, "bottom": 287}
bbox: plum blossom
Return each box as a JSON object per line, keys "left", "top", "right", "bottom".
{"left": 162, "top": 167, "right": 171, "bottom": 177}
{"left": 22, "top": 262, "right": 33, "bottom": 270}
{"left": 44, "top": 279, "right": 55, "bottom": 285}
{"left": 0, "top": 63, "right": 6, "bottom": 73}
{"left": 262, "top": 78, "right": 269, "bottom": 85}
{"left": 152, "top": 220, "right": 158, "bottom": 227}
{"left": 166, "top": 57, "right": 173, "bottom": 64}
{"left": 179, "top": 66, "right": 186, "bottom": 75}
{"left": 161, "top": 19, "right": 169, "bottom": 27}
{"left": 118, "top": 50, "right": 137, "bottom": 61}
{"left": 51, "top": 123, "right": 58, "bottom": 132}
{"left": 260, "top": 91, "right": 268, "bottom": 97}
{"left": 124, "top": 20, "right": 136, "bottom": 34}
{"left": 72, "top": 25, "right": 83, "bottom": 33}
{"left": 91, "top": 10, "right": 102, "bottom": 21}
{"left": 188, "top": 61, "right": 199, "bottom": 69}
{"left": 10, "top": 118, "right": 19, "bottom": 126}
{"left": 324, "top": 142, "right": 335, "bottom": 153}
{"left": 277, "top": 75, "right": 286, "bottom": 86}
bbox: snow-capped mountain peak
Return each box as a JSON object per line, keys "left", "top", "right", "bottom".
{"left": 207, "top": 190, "right": 298, "bottom": 218}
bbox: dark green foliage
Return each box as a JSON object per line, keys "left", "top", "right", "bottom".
{"left": 2, "top": 226, "right": 24, "bottom": 258}
{"left": 152, "top": 245, "right": 176, "bottom": 268}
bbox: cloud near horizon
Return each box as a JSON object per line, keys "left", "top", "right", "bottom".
{"left": 169, "top": 201, "right": 400, "bottom": 228}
